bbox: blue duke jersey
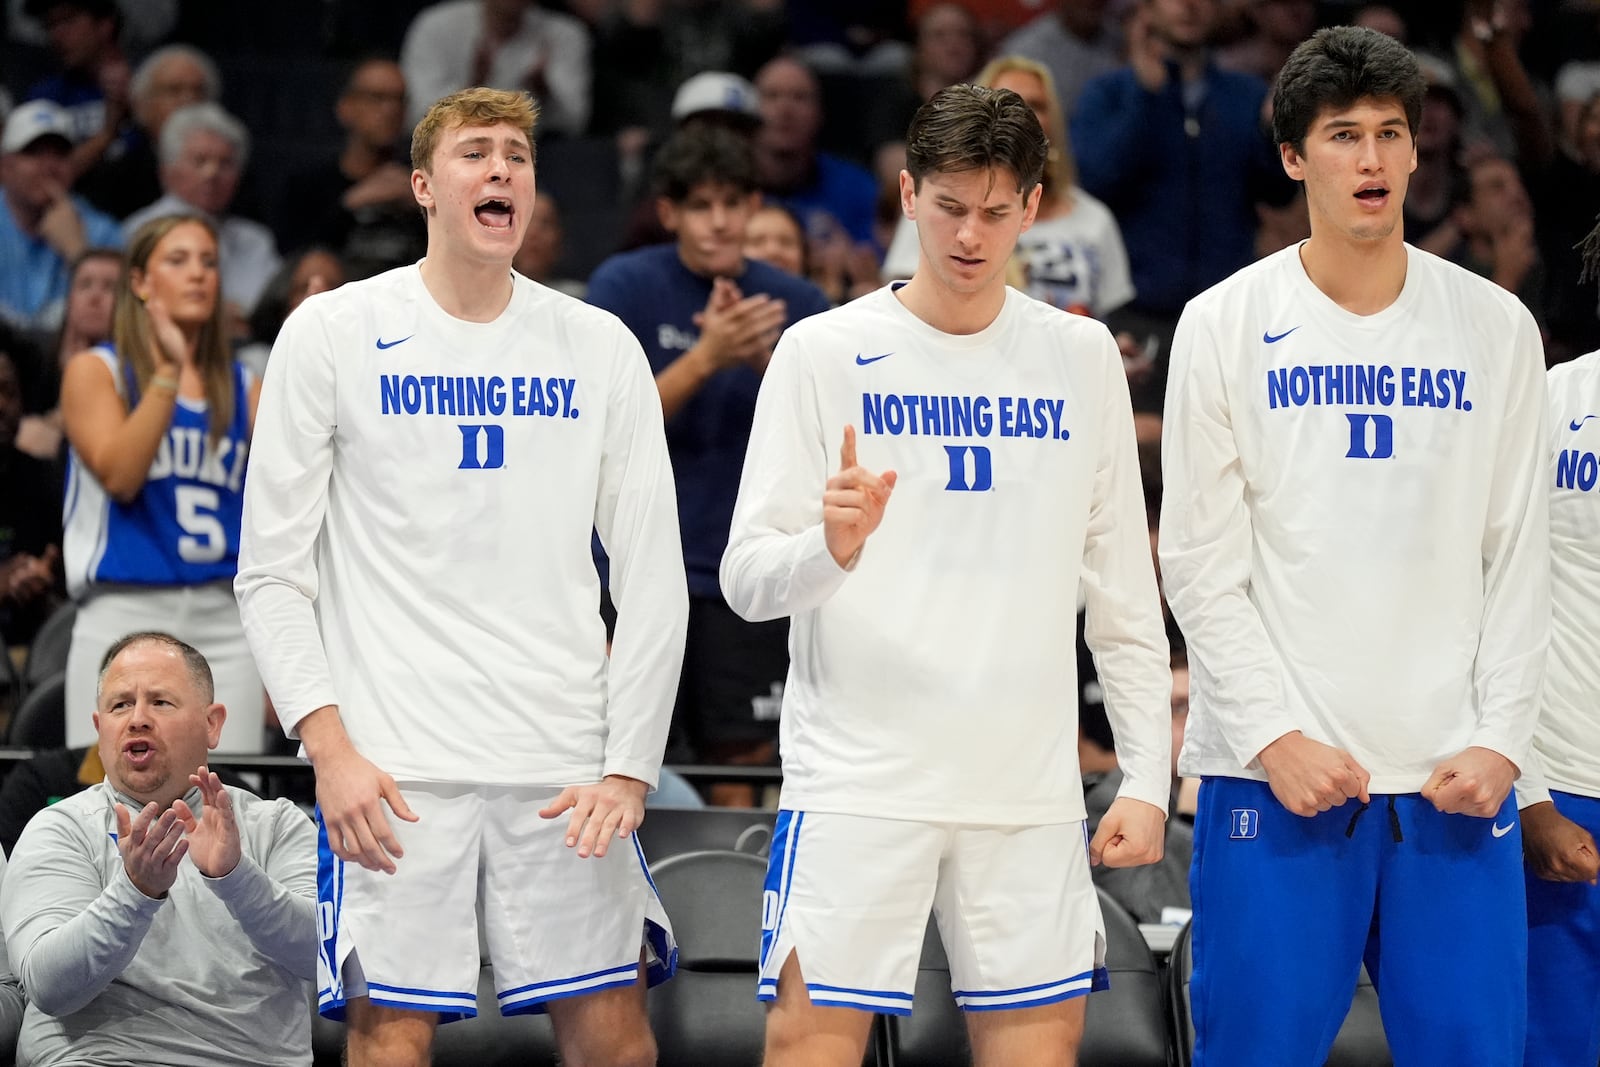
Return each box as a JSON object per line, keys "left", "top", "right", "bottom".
{"left": 63, "top": 346, "right": 252, "bottom": 596}
{"left": 1523, "top": 352, "right": 1600, "bottom": 804}
{"left": 721, "top": 285, "right": 1171, "bottom": 824}
{"left": 236, "top": 266, "right": 687, "bottom": 786}
{"left": 1160, "top": 244, "right": 1549, "bottom": 792}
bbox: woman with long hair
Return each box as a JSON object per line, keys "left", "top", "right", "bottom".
{"left": 59, "top": 214, "right": 265, "bottom": 752}
{"left": 15, "top": 248, "right": 121, "bottom": 461}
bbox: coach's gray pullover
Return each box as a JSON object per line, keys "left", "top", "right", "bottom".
{"left": 0, "top": 782, "right": 317, "bottom": 1066}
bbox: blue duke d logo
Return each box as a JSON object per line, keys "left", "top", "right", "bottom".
{"left": 1230, "top": 809, "right": 1260, "bottom": 840}
{"left": 944, "top": 444, "right": 993, "bottom": 491}
{"left": 458, "top": 424, "right": 505, "bottom": 469}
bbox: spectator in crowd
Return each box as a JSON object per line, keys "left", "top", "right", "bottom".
{"left": 512, "top": 193, "right": 585, "bottom": 297}
{"left": 587, "top": 126, "right": 830, "bottom": 806}
{"left": 1424, "top": 0, "right": 1552, "bottom": 167}
{"left": 123, "top": 103, "right": 282, "bottom": 322}
{"left": 997, "top": 0, "right": 1122, "bottom": 125}
{"left": 909, "top": 0, "right": 1044, "bottom": 42}
{"left": 753, "top": 54, "right": 880, "bottom": 248}
{"left": 21, "top": 0, "right": 132, "bottom": 185}
{"left": 1553, "top": 55, "right": 1600, "bottom": 155}
{"left": 13, "top": 246, "right": 118, "bottom": 461}
{"left": 5, "top": 0, "right": 175, "bottom": 54}
{"left": 1161, "top": 27, "right": 1547, "bottom": 1065}
{"left": 236, "top": 246, "right": 345, "bottom": 380}
{"left": 1448, "top": 151, "right": 1542, "bottom": 306}
{"left": 0, "top": 631, "right": 316, "bottom": 1067}
{"left": 75, "top": 45, "right": 220, "bottom": 220}
{"left": 0, "top": 854, "right": 22, "bottom": 1063}
{"left": 1216, "top": 0, "right": 1316, "bottom": 84}
{"left": 1536, "top": 90, "right": 1600, "bottom": 363}
{"left": 1352, "top": 3, "right": 1407, "bottom": 41}
{"left": 237, "top": 87, "right": 686, "bottom": 1065}
{"left": 401, "top": 0, "right": 592, "bottom": 137}
{"left": 0, "top": 336, "right": 63, "bottom": 650}
{"left": 0, "top": 100, "right": 122, "bottom": 332}
{"left": 1404, "top": 55, "right": 1468, "bottom": 257}
{"left": 1073, "top": 0, "right": 1293, "bottom": 408}
{"left": 588, "top": 0, "right": 786, "bottom": 138}
{"left": 1519, "top": 229, "right": 1600, "bottom": 1066}
{"left": 742, "top": 200, "right": 807, "bottom": 278}
{"left": 274, "top": 58, "right": 425, "bottom": 282}
{"left": 59, "top": 215, "right": 265, "bottom": 754}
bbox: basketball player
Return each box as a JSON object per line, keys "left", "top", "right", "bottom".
{"left": 1159, "top": 27, "right": 1548, "bottom": 1066}
{"left": 721, "top": 84, "right": 1173, "bottom": 1067}
{"left": 235, "top": 87, "right": 688, "bottom": 1067}
{"left": 1518, "top": 221, "right": 1600, "bottom": 1067}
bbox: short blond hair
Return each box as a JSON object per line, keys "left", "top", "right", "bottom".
{"left": 410, "top": 87, "right": 540, "bottom": 173}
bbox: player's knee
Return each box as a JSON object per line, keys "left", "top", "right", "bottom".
{"left": 566, "top": 1031, "right": 656, "bottom": 1067}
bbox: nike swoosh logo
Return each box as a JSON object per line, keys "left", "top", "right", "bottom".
{"left": 1491, "top": 821, "right": 1515, "bottom": 838}
{"left": 1262, "top": 327, "right": 1300, "bottom": 344}
{"left": 1571, "top": 414, "right": 1599, "bottom": 431}
{"left": 855, "top": 352, "right": 893, "bottom": 365}
{"left": 376, "top": 335, "right": 413, "bottom": 350}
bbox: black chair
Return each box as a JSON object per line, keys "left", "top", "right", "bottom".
{"left": 1081, "top": 890, "right": 1170, "bottom": 1067}
{"left": 1169, "top": 919, "right": 1391, "bottom": 1067}
{"left": 311, "top": 968, "right": 560, "bottom": 1067}
{"left": 889, "top": 889, "right": 1170, "bottom": 1067}
{"left": 6, "top": 673, "right": 65, "bottom": 748}
{"left": 636, "top": 806, "right": 777, "bottom": 863}
{"left": 23, "top": 602, "right": 75, "bottom": 691}
{"left": 647, "top": 849, "right": 770, "bottom": 1067}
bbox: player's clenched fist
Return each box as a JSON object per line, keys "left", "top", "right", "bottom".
{"left": 823, "top": 425, "right": 897, "bottom": 568}
{"left": 1257, "top": 731, "right": 1371, "bottom": 817}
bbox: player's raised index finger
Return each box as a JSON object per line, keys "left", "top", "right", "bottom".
{"left": 840, "top": 424, "right": 857, "bottom": 471}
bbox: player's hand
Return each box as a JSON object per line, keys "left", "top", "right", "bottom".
{"left": 144, "top": 297, "right": 187, "bottom": 376}
{"left": 313, "top": 741, "right": 419, "bottom": 874}
{"left": 1257, "top": 731, "right": 1370, "bottom": 817}
{"left": 116, "top": 801, "right": 188, "bottom": 899}
{"left": 37, "top": 182, "right": 87, "bottom": 261}
{"left": 172, "top": 765, "right": 241, "bottom": 879}
{"left": 539, "top": 775, "right": 648, "bottom": 859}
{"left": 1090, "top": 797, "right": 1166, "bottom": 868}
{"left": 1422, "top": 747, "right": 1518, "bottom": 818}
{"left": 823, "top": 425, "right": 896, "bottom": 568}
{"left": 694, "top": 278, "right": 786, "bottom": 371}
{"left": 1521, "top": 801, "right": 1600, "bottom": 885}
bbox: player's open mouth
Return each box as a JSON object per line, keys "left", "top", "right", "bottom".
{"left": 952, "top": 255, "right": 983, "bottom": 268}
{"left": 475, "top": 197, "right": 514, "bottom": 231}
{"left": 1354, "top": 184, "right": 1388, "bottom": 203}
{"left": 125, "top": 740, "right": 155, "bottom": 767}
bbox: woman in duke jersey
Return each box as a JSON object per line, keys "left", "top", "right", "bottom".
{"left": 59, "top": 215, "right": 264, "bottom": 752}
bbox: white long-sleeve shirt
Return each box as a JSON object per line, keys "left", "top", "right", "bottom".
{"left": 401, "top": 0, "right": 592, "bottom": 137}
{"left": 1160, "top": 244, "right": 1550, "bottom": 791}
{"left": 721, "top": 284, "right": 1171, "bottom": 824}
{"left": 1520, "top": 352, "right": 1600, "bottom": 806}
{"left": 235, "top": 265, "right": 687, "bottom": 788}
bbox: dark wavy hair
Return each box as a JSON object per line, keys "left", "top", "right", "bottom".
{"left": 1273, "top": 26, "right": 1425, "bottom": 154}
{"left": 904, "top": 83, "right": 1047, "bottom": 198}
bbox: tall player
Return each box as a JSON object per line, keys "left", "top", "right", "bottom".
{"left": 1160, "top": 27, "right": 1548, "bottom": 1067}
{"left": 721, "top": 84, "right": 1172, "bottom": 1067}
{"left": 235, "top": 88, "right": 688, "bottom": 1067}
{"left": 1518, "top": 223, "right": 1600, "bottom": 1067}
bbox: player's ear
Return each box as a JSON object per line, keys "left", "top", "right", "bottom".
{"left": 1279, "top": 141, "right": 1306, "bottom": 182}
{"left": 899, "top": 170, "right": 916, "bottom": 220}
{"left": 411, "top": 168, "right": 434, "bottom": 212}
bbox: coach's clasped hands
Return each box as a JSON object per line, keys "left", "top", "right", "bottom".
{"left": 116, "top": 765, "right": 243, "bottom": 899}
{"left": 824, "top": 425, "right": 897, "bottom": 569}
{"left": 541, "top": 774, "right": 649, "bottom": 859}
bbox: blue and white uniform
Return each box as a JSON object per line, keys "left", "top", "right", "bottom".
{"left": 1160, "top": 243, "right": 1549, "bottom": 1067}
{"left": 721, "top": 283, "right": 1171, "bottom": 1014}
{"left": 61, "top": 345, "right": 263, "bottom": 753}
{"left": 1518, "top": 351, "right": 1600, "bottom": 1067}
{"left": 236, "top": 265, "right": 688, "bottom": 1020}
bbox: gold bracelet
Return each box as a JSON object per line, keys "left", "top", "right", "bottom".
{"left": 149, "top": 375, "right": 179, "bottom": 393}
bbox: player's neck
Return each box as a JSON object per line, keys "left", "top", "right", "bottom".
{"left": 418, "top": 251, "right": 514, "bottom": 323}
{"left": 1297, "top": 233, "right": 1408, "bottom": 317}
{"left": 895, "top": 273, "right": 1006, "bottom": 336}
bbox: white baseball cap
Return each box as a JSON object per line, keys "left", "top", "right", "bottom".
{"left": 671, "top": 72, "right": 761, "bottom": 125}
{"left": 2, "top": 99, "right": 75, "bottom": 154}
